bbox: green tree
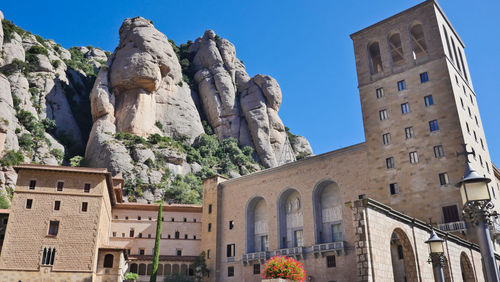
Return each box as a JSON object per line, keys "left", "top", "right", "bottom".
{"left": 193, "top": 251, "right": 209, "bottom": 281}
{"left": 124, "top": 272, "right": 138, "bottom": 281}
{"left": 150, "top": 203, "right": 162, "bottom": 282}
{"left": 0, "top": 192, "right": 10, "bottom": 209}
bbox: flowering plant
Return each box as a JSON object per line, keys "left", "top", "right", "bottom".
{"left": 261, "top": 256, "right": 306, "bottom": 281}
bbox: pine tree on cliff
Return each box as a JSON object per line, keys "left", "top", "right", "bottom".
{"left": 150, "top": 203, "right": 162, "bottom": 282}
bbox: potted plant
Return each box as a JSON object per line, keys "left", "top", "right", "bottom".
{"left": 261, "top": 256, "right": 306, "bottom": 282}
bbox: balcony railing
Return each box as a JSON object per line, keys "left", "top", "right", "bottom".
{"left": 437, "top": 221, "right": 467, "bottom": 232}
{"left": 226, "top": 257, "right": 236, "bottom": 263}
{"left": 242, "top": 251, "right": 269, "bottom": 264}
{"left": 312, "top": 241, "right": 345, "bottom": 256}
{"left": 271, "top": 246, "right": 304, "bottom": 259}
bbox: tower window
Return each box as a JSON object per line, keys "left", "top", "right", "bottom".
{"left": 26, "top": 199, "right": 33, "bottom": 209}
{"left": 466, "top": 122, "right": 470, "bottom": 134}
{"left": 84, "top": 183, "right": 91, "bottom": 193}
{"left": 405, "top": 127, "right": 414, "bottom": 139}
{"left": 41, "top": 247, "right": 56, "bottom": 266}
{"left": 376, "top": 87, "right": 385, "bottom": 99}
{"left": 468, "top": 107, "right": 471, "bottom": 117}
{"left": 103, "top": 254, "right": 114, "bottom": 268}
{"left": 470, "top": 95, "right": 474, "bottom": 105}
{"left": 424, "top": 95, "right": 434, "bottom": 107}
{"left": 386, "top": 157, "right": 395, "bottom": 169}
{"left": 409, "top": 151, "right": 419, "bottom": 164}
{"left": 368, "top": 42, "right": 383, "bottom": 74}
{"left": 429, "top": 120, "right": 439, "bottom": 132}
{"left": 442, "top": 205, "right": 460, "bottom": 223}
{"left": 29, "top": 180, "right": 36, "bottom": 190}
{"left": 460, "top": 98, "right": 464, "bottom": 109}
{"left": 443, "top": 26, "right": 454, "bottom": 63}
{"left": 81, "top": 202, "right": 88, "bottom": 212}
{"left": 401, "top": 103, "right": 410, "bottom": 114}
{"left": 389, "top": 183, "right": 399, "bottom": 195}
{"left": 228, "top": 266, "right": 235, "bottom": 277}
{"left": 410, "top": 23, "right": 427, "bottom": 60}
{"left": 433, "top": 145, "right": 445, "bottom": 158}
{"left": 439, "top": 173, "right": 449, "bottom": 186}
{"left": 177, "top": 249, "right": 182, "bottom": 256}
{"left": 208, "top": 204, "right": 212, "bottom": 214}
{"left": 48, "top": 221, "right": 59, "bottom": 236}
{"left": 481, "top": 138, "right": 484, "bottom": 150}
{"left": 397, "top": 80, "right": 406, "bottom": 91}
{"left": 379, "top": 109, "right": 388, "bottom": 121}
{"left": 208, "top": 223, "right": 212, "bottom": 232}
{"left": 139, "top": 249, "right": 145, "bottom": 255}
{"left": 229, "top": 220, "right": 234, "bottom": 230}
{"left": 388, "top": 33, "right": 404, "bottom": 66}
{"left": 175, "top": 231, "right": 180, "bottom": 239}
{"left": 474, "top": 131, "right": 477, "bottom": 142}
{"left": 420, "top": 72, "right": 429, "bottom": 83}
{"left": 56, "top": 181, "right": 64, "bottom": 192}
{"left": 54, "top": 201, "right": 60, "bottom": 211}
{"left": 226, "top": 244, "right": 236, "bottom": 258}
{"left": 382, "top": 133, "right": 391, "bottom": 145}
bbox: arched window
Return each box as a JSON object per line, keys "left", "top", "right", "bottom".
{"left": 181, "top": 264, "right": 188, "bottom": 275}
{"left": 129, "top": 263, "right": 138, "bottom": 274}
{"left": 390, "top": 229, "right": 418, "bottom": 281}
{"left": 246, "top": 197, "right": 268, "bottom": 253}
{"left": 172, "top": 264, "right": 180, "bottom": 274}
{"left": 277, "top": 188, "right": 304, "bottom": 249}
{"left": 313, "top": 180, "right": 343, "bottom": 244}
{"left": 388, "top": 32, "right": 404, "bottom": 66}
{"left": 460, "top": 252, "right": 475, "bottom": 281}
{"left": 164, "top": 264, "right": 172, "bottom": 275}
{"left": 368, "top": 42, "right": 383, "bottom": 74}
{"left": 175, "top": 231, "right": 180, "bottom": 239}
{"left": 410, "top": 23, "right": 428, "bottom": 60}
{"left": 138, "top": 263, "right": 146, "bottom": 275}
{"left": 103, "top": 254, "right": 114, "bottom": 268}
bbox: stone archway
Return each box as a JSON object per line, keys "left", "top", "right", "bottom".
{"left": 390, "top": 228, "right": 418, "bottom": 282}
{"left": 460, "top": 252, "right": 475, "bottom": 282}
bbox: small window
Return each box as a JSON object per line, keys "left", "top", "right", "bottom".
{"left": 48, "top": 221, "right": 59, "bottom": 236}
{"left": 474, "top": 131, "right": 477, "bottom": 142}
{"left": 113, "top": 232, "right": 116, "bottom": 237}
{"left": 470, "top": 95, "right": 474, "bottom": 105}
{"left": 208, "top": 204, "right": 212, "bottom": 214}
{"left": 229, "top": 220, "right": 234, "bottom": 230}
{"left": 54, "top": 201, "right": 60, "bottom": 211}
{"left": 460, "top": 98, "right": 464, "bottom": 108}
{"left": 122, "top": 233, "right": 125, "bottom": 237}
{"left": 382, "top": 133, "right": 391, "bottom": 145}
{"left": 125, "top": 216, "right": 128, "bottom": 220}
{"left": 409, "top": 151, "right": 419, "bottom": 164}
{"left": 405, "top": 127, "right": 414, "bottom": 139}
{"left": 171, "top": 217, "right": 174, "bottom": 222}
{"left": 26, "top": 199, "right": 33, "bottom": 209}
{"left": 168, "top": 234, "right": 171, "bottom": 239}
{"left": 420, "top": 72, "right": 429, "bottom": 83}
{"left": 193, "top": 235, "right": 197, "bottom": 240}
{"left": 103, "top": 254, "right": 114, "bottom": 268}
{"left": 148, "top": 234, "right": 151, "bottom": 239}
{"left": 466, "top": 122, "right": 470, "bottom": 134}
{"left": 468, "top": 107, "right": 472, "bottom": 117}
{"left": 390, "top": 183, "right": 399, "bottom": 195}
{"left": 228, "top": 266, "right": 235, "bottom": 277}
{"left": 226, "top": 244, "right": 236, "bottom": 258}
{"left": 386, "top": 157, "right": 395, "bottom": 169}
{"left": 397, "top": 80, "right": 406, "bottom": 91}
{"left": 29, "top": 180, "right": 36, "bottom": 190}
{"left": 475, "top": 116, "right": 479, "bottom": 126}
{"left": 184, "top": 234, "right": 188, "bottom": 239}
{"left": 207, "top": 249, "right": 211, "bottom": 259}
{"left": 397, "top": 245, "right": 404, "bottom": 259}
{"left": 253, "top": 263, "right": 261, "bottom": 274}
{"left": 208, "top": 223, "right": 212, "bottom": 232}
{"left": 439, "top": 173, "right": 449, "bottom": 186}
{"left": 175, "top": 231, "right": 180, "bottom": 239}
{"left": 379, "top": 109, "right": 388, "bottom": 121}
{"left": 81, "top": 202, "right": 88, "bottom": 212}
{"left": 326, "top": 255, "right": 336, "bottom": 268}
{"left": 161, "top": 217, "right": 164, "bottom": 221}
{"left": 84, "top": 183, "right": 90, "bottom": 193}
{"left": 434, "top": 145, "right": 445, "bottom": 158}
{"left": 138, "top": 233, "right": 142, "bottom": 238}
{"left": 479, "top": 155, "right": 483, "bottom": 167}
{"left": 130, "top": 229, "right": 134, "bottom": 237}
{"left": 148, "top": 217, "right": 152, "bottom": 221}
{"left": 184, "top": 218, "right": 187, "bottom": 222}
{"left": 424, "top": 95, "right": 434, "bottom": 106}
{"left": 401, "top": 103, "right": 410, "bottom": 114}
{"left": 429, "top": 120, "right": 439, "bottom": 132}
{"left": 177, "top": 249, "right": 182, "bottom": 256}
{"left": 41, "top": 247, "right": 56, "bottom": 266}
{"left": 56, "top": 181, "right": 64, "bottom": 192}
{"left": 376, "top": 87, "right": 385, "bottom": 99}
{"left": 193, "top": 218, "right": 197, "bottom": 223}
{"left": 138, "top": 216, "right": 141, "bottom": 220}
{"left": 139, "top": 249, "right": 145, "bottom": 255}
{"left": 481, "top": 138, "right": 484, "bottom": 149}
{"left": 442, "top": 205, "right": 460, "bottom": 223}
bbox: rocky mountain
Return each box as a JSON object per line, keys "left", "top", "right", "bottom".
{"left": 0, "top": 13, "right": 312, "bottom": 204}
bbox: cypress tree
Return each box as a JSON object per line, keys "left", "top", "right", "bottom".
{"left": 150, "top": 203, "right": 162, "bottom": 282}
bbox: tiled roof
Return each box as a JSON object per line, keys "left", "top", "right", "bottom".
{"left": 127, "top": 255, "right": 198, "bottom": 262}
{"left": 14, "top": 164, "right": 109, "bottom": 174}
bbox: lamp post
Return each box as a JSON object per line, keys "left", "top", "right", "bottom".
{"left": 425, "top": 228, "right": 445, "bottom": 282}
{"left": 456, "top": 145, "right": 499, "bottom": 282}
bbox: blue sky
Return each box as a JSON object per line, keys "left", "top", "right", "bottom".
{"left": 2, "top": 1, "right": 499, "bottom": 163}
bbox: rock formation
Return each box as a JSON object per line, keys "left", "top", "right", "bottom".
{"left": 0, "top": 12, "right": 312, "bottom": 203}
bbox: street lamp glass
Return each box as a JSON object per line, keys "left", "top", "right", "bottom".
{"left": 460, "top": 181, "right": 490, "bottom": 205}
{"left": 429, "top": 240, "right": 444, "bottom": 254}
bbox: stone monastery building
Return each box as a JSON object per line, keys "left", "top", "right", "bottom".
{"left": 1, "top": 0, "right": 500, "bottom": 281}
